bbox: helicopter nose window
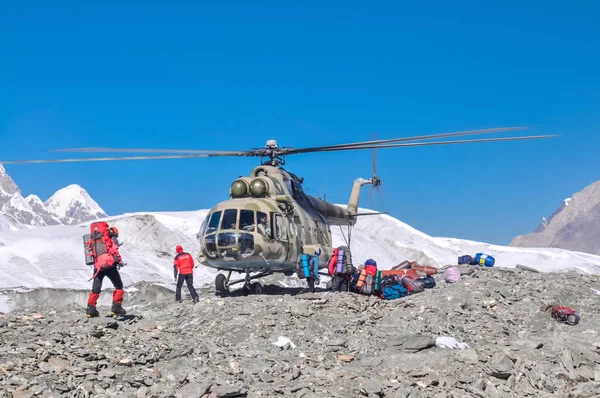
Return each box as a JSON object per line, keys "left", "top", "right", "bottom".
{"left": 221, "top": 209, "right": 238, "bottom": 230}
{"left": 239, "top": 209, "right": 255, "bottom": 232}
{"left": 218, "top": 232, "right": 236, "bottom": 247}
{"left": 206, "top": 211, "right": 222, "bottom": 234}
{"left": 204, "top": 234, "right": 217, "bottom": 257}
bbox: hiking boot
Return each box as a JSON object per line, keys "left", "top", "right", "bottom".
{"left": 111, "top": 303, "right": 126, "bottom": 315}
{"left": 193, "top": 297, "right": 199, "bottom": 304}
{"left": 86, "top": 305, "right": 99, "bottom": 318}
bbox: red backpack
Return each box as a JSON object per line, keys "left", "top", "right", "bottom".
{"left": 84, "top": 222, "right": 116, "bottom": 279}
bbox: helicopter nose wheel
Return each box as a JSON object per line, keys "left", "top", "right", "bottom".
{"left": 215, "top": 272, "right": 231, "bottom": 295}
{"left": 214, "top": 270, "right": 269, "bottom": 295}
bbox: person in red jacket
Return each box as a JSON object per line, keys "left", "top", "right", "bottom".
{"left": 86, "top": 223, "right": 126, "bottom": 317}
{"left": 173, "top": 245, "right": 199, "bottom": 303}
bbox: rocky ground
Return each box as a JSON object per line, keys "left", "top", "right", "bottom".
{"left": 1, "top": 264, "right": 600, "bottom": 398}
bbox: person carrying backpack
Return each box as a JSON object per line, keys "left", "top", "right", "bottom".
{"left": 174, "top": 245, "right": 199, "bottom": 303}
{"left": 356, "top": 258, "right": 378, "bottom": 295}
{"left": 328, "top": 247, "right": 355, "bottom": 292}
{"left": 86, "top": 222, "right": 126, "bottom": 318}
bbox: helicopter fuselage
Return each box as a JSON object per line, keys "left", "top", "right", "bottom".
{"left": 195, "top": 164, "right": 370, "bottom": 275}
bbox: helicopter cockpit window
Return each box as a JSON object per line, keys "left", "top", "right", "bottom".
{"left": 239, "top": 209, "right": 255, "bottom": 232}
{"left": 221, "top": 209, "right": 238, "bottom": 230}
{"left": 290, "top": 180, "right": 304, "bottom": 200}
{"left": 283, "top": 179, "right": 293, "bottom": 195}
{"left": 206, "top": 211, "right": 221, "bottom": 234}
{"left": 197, "top": 219, "right": 207, "bottom": 241}
{"left": 256, "top": 211, "right": 270, "bottom": 237}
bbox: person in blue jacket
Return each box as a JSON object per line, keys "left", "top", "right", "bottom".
{"left": 306, "top": 249, "right": 321, "bottom": 293}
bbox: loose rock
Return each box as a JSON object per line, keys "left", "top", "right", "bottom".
{"left": 0, "top": 267, "right": 598, "bottom": 397}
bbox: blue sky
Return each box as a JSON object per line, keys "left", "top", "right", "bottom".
{"left": 1, "top": 0, "right": 598, "bottom": 245}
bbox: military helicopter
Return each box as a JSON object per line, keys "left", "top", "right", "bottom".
{"left": 0, "top": 127, "right": 557, "bottom": 294}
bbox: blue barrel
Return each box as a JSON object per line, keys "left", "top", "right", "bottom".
{"left": 475, "top": 253, "right": 495, "bottom": 267}
{"left": 336, "top": 249, "right": 344, "bottom": 274}
{"left": 301, "top": 253, "right": 310, "bottom": 278}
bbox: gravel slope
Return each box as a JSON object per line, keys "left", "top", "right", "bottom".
{"left": 1, "top": 265, "right": 600, "bottom": 397}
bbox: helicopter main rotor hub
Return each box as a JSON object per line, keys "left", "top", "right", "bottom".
{"left": 260, "top": 139, "right": 285, "bottom": 167}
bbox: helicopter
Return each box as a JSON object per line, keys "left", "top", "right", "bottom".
{"left": 0, "top": 127, "right": 557, "bottom": 294}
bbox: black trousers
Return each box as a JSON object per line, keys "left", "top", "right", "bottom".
{"left": 307, "top": 277, "right": 315, "bottom": 293}
{"left": 176, "top": 273, "right": 199, "bottom": 301}
{"left": 92, "top": 267, "right": 123, "bottom": 293}
{"left": 331, "top": 276, "right": 348, "bottom": 292}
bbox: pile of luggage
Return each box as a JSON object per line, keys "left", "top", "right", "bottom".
{"left": 354, "top": 259, "right": 438, "bottom": 300}
{"left": 458, "top": 253, "right": 495, "bottom": 267}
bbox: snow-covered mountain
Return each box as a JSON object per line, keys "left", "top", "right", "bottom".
{"left": 0, "top": 164, "right": 107, "bottom": 230}
{"left": 2, "top": 163, "right": 600, "bottom": 300}
{"left": 1, "top": 207, "right": 600, "bottom": 294}
{"left": 43, "top": 184, "right": 106, "bottom": 225}
{"left": 510, "top": 179, "right": 600, "bottom": 255}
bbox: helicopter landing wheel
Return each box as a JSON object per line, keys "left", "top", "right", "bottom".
{"left": 251, "top": 282, "right": 264, "bottom": 294}
{"left": 215, "top": 273, "right": 229, "bottom": 294}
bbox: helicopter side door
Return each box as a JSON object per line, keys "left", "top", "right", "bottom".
{"left": 270, "top": 212, "right": 290, "bottom": 262}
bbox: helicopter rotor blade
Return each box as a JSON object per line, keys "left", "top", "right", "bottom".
{"left": 0, "top": 153, "right": 214, "bottom": 164}
{"left": 282, "top": 127, "right": 529, "bottom": 155}
{"left": 51, "top": 147, "right": 251, "bottom": 155}
{"left": 1, "top": 129, "right": 556, "bottom": 165}
{"left": 291, "top": 134, "right": 558, "bottom": 154}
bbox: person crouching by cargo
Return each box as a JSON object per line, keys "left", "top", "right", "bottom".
{"left": 351, "top": 264, "right": 365, "bottom": 292}
{"left": 86, "top": 223, "right": 126, "bottom": 318}
{"left": 355, "top": 259, "right": 378, "bottom": 295}
{"left": 174, "top": 245, "right": 199, "bottom": 303}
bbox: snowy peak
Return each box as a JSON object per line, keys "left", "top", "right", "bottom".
{"left": 44, "top": 184, "right": 107, "bottom": 225}
{"left": 0, "top": 166, "right": 107, "bottom": 230}
{"left": 26, "top": 194, "right": 44, "bottom": 207}
{"left": 0, "top": 167, "right": 44, "bottom": 228}
{"left": 0, "top": 164, "right": 20, "bottom": 197}
{"left": 25, "top": 194, "right": 61, "bottom": 226}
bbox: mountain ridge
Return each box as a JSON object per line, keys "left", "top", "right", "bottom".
{"left": 0, "top": 164, "right": 107, "bottom": 230}
{"left": 510, "top": 179, "right": 600, "bottom": 255}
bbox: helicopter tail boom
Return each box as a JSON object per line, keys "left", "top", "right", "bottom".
{"left": 347, "top": 176, "right": 378, "bottom": 217}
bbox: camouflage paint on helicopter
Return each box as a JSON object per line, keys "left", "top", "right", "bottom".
{"left": 196, "top": 164, "right": 373, "bottom": 275}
